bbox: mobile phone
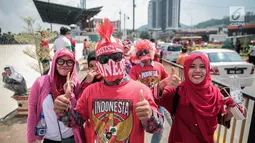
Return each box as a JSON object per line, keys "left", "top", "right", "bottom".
{"left": 230, "top": 105, "right": 246, "bottom": 120}
{"left": 220, "top": 88, "right": 230, "bottom": 99}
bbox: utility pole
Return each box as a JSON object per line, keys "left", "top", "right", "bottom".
{"left": 48, "top": 0, "right": 52, "bottom": 32}
{"left": 124, "top": 14, "right": 126, "bottom": 32}
{"left": 119, "top": 11, "right": 122, "bottom": 32}
{"left": 123, "top": 14, "right": 130, "bottom": 40}
{"left": 133, "top": 0, "right": 135, "bottom": 32}
{"left": 123, "top": 14, "right": 126, "bottom": 40}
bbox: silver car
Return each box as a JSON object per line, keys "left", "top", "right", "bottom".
{"left": 192, "top": 49, "right": 254, "bottom": 88}
{"left": 161, "top": 43, "right": 182, "bottom": 62}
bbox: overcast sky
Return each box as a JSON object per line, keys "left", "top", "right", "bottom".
{"left": 0, "top": 0, "right": 255, "bottom": 33}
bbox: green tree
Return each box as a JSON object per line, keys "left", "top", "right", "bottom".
{"left": 116, "top": 31, "right": 122, "bottom": 39}
{"left": 15, "top": 16, "right": 57, "bottom": 75}
{"left": 140, "top": 31, "right": 151, "bottom": 39}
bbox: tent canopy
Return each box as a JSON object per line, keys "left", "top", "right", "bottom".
{"left": 33, "top": 0, "right": 102, "bottom": 25}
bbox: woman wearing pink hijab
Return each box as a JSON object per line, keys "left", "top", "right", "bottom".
{"left": 154, "top": 53, "right": 236, "bottom": 143}
{"left": 27, "top": 48, "right": 84, "bottom": 143}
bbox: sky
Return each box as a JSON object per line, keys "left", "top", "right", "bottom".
{"left": 0, "top": 0, "right": 255, "bottom": 33}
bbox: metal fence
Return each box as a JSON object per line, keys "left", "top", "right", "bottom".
{"left": 162, "top": 59, "right": 255, "bottom": 143}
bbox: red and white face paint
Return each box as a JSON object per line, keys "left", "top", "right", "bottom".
{"left": 140, "top": 55, "right": 151, "bottom": 63}
{"left": 96, "top": 59, "right": 126, "bottom": 82}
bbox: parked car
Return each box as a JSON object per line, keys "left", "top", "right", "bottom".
{"left": 201, "top": 41, "right": 208, "bottom": 47}
{"left": 192, "top": 49, "right": 254, "bottom": 88}
{"left": 161, "top": 43, "right": 182, "bottom": 62}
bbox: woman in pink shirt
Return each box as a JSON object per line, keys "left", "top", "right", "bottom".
{"left": 27, "top": 48, "right": 84, "bottom": 143}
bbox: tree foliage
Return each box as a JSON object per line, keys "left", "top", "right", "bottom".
{"left": 139, "top": 31, "right": 151, "bottom": 40}
{"left": 15, "top": 16, "right": 57, "bottom": 74}
{"left": 116, "top": 31, "right": 122, "bottom": 39}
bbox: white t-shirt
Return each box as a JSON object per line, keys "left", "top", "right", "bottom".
{"left": 53, "top": 35, "right": 71, "bottom": 51}
{"left": 42, "top": 94, "right": 73, "bottom": 141}
{"left": 251, "top": 46, "right": 255, "bottom": 56}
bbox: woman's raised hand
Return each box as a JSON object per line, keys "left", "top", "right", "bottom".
{"left": 63, "top": 72, "right": 75, "bottom": 99}
{"left": 54, "top": 72, "right": 74, "bottom": 114}
{"left": 159, "top": 67, "right": 181, "bottom": 90}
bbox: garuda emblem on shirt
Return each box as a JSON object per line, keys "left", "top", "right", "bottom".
{"left": 92, "top": 99, "right": 133, "bottom": 143}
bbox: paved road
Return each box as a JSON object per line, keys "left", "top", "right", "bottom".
{"left": 0, "top": 115, "right": 171, "bottom": 143}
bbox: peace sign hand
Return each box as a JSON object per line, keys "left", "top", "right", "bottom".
{"left": 63, "top": 72, "right": 75, "bottom": 99}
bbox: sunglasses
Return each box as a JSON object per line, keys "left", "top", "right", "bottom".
{"left": 4, "top": 67, "right": 10, "bottom": 71}
{"left": 56, "top": 58, "right": 75, "bottom": 67}
{"left": 137, "top": 50, "right": 150, "bottom": 57}
{"left": 97, "top": 52, "right": 123, "bottom": 64}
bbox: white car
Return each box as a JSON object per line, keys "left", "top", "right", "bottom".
{"left": 161, "top": 43, "right": 182, "bottom": 62}
{"left": 192, "top": 49, "right": 254, "bottom": 88}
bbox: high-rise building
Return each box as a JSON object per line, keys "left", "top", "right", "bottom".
{"left": 80, "top": 0, "right": 86, "bottom": 9}
{"left": 148, "top": 0, "right": 161, "bottom": 29}
{"left": 148, "top": 1, "right": 153, "bottom": 29}
{"left": 148, "top": 0, "right": 181, "bottom": 31}
{"left": 167, "top": 0, "right": 181, "bottom": 29}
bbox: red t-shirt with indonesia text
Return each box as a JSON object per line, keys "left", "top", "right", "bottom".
{"left": 129, "top": 61, "right": 169, "bottom": 88}
{"left": 75, "top": 79, "right": 158, "bottom": 143}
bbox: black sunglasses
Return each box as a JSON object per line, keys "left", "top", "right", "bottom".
{"left": 4, "top": 67, "right": 10, "bottom": 71}
{"left": 97, "top": 52, "right": 123, "bottom": 64}
{"left": 137, "top": 50, "right": 150, "bottom": 57}
{"left": 56, "top": 58, "right": 75, "bottom": 67}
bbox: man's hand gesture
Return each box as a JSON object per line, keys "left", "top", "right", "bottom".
{"left": 135, "top": 90, "right": 152, "bottom": 121}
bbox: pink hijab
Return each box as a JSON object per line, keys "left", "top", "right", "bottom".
{"left": 50, "top": 48, "right": 78, "bottom": 100}
{"left": 27, "top": 48, "right": 82, "bottom": 143}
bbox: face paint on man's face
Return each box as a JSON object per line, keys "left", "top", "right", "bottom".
{"left": 96, "top": 58, "right": 126, "bottom": 82}
{"left": 137, "top": 50, "right": 151, "bottom": 63}
{"left": 139, "top": 55, "right": 151, "bottom": 63}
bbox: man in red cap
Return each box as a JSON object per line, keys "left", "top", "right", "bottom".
{"left": 53, "top": 19, "right": 163, "bottom": 143}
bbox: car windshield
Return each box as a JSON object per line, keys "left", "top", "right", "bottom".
{"left": 166, "top": 45, "right": 182, "bottom": 51}
{"left": 207, "top": 52, "right": 244, "bottom": 62}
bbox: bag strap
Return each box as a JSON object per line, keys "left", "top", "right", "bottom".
{"left": 51, "top": 95, "right": 63, "bottom": 140}
{"left": 172, "top": 86, "right": 180, "bottom": 119}
{"left": 57, "top": 118, "right": 63, "bottom": 140}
